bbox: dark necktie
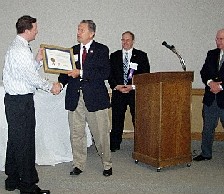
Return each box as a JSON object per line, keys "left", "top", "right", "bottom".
{"left": 82, "top": 46, "right": 87, "bottom": 64}
{"left": 123, "top": 52, "right": 129, "bottom": 84}
{"left": 28, "top": 44, "right": 32, "bottom": 53}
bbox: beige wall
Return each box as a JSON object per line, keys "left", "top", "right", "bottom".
{"left": 191, "top": 95, "right": 204, "bottom": 133}
{"left": 0, "top": 1, "right": 224, "bottom": 89}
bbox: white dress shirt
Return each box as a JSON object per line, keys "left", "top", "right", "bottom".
{"left": 3, "top": 35, "right": 52, "bottom": 95}
{"left": 122, "top": 48, "right": 133, "bottom": 68}
{"left": 79, "top": 40, "right": 93, "bottom": 78}
{"left": 219, "top": 50, "right": 224, "bottom": 65}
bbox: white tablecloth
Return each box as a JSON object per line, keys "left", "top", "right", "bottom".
{"left": 0, "top": 83, "right": 92, "bottom": 171}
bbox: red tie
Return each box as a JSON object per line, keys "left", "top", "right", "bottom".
{"left": 82, "top": 46, "right": 87, "bottom": 64}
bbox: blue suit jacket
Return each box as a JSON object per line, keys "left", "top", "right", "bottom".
{"left": 200, "top": 48, "right": 224, "bottom": 108}
{"left": 58, "top": 41, "right": 111, "bottom": 112}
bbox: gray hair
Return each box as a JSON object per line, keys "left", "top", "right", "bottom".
{"left": 80, "top": 20, "right": 96, "bottom": 34}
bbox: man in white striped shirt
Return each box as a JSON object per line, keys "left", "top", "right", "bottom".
{"left": 3, "top": 15, "right": 57, "bottom": 194}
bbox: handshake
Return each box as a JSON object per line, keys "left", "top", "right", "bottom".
{"left": 49, "top": 69, "right": 81, "bottom": 95}
{"left": 50, "top": 82, "right": 62, "bottom": 95}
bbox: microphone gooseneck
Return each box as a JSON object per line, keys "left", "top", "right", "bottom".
{"left": 162, "top": 41, "right": 186, "bottom": 71}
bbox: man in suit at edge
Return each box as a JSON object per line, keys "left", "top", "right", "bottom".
{"left": 108, "top": 31, "right": 150, "bottom": 152}
{"left": 194, "top": 29, "right": 224, "bottom": 161}
{"left": 56, "top": 20, "right": 112, "bottom": 176}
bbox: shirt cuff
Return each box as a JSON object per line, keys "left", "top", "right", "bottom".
{"left": 207, "top": 79, "right": 213, "bottom": 86}
{"left": 59, "top": 83, "right": 63, "bottom": 91}
{"left": 80, "top": 70, "right": 83, "bottom": 77}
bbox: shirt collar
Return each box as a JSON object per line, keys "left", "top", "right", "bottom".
{"left": 221, "top": 50, "right": 224, "bottom": 55}
{"left": 122, "top": 48, "right": 133, "bottom": 55}
{"left": 81, "top": 40, "right": 93, "bottom": 51}
{"left": 16, "top": 35, "right": 29, "bottom": 47}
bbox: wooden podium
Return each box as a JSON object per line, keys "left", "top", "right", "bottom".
{"left": 132, "top": 71, "right": 194, "bottom": 171}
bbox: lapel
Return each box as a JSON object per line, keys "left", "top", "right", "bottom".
{"left": 73, "top": 41, "right": 96, "bottom": 69}
{"left": 130, "top": 48, "right": 137, "bottom": 63}
{"left": 73, "top": 45, "right": 81, "bottom": 69}
{"left": 118, "top": 50, "right": 124, "bottom": 71}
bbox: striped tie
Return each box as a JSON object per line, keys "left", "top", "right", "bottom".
{"left": 123, "top": 52, "right": 129, "bottom": 84}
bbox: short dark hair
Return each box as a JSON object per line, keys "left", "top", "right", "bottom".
{"left": 122, "top": 31, "right": 135, "bottom": 40}
{"left": 16, "top": 15, "right": 36, "bottom": 34}
{"left": 80, "top": 20, "right": 96, "bottom": 33}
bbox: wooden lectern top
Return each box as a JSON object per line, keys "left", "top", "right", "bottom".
{"left": 133, "top": 71, "right": 194, "bottom": 84}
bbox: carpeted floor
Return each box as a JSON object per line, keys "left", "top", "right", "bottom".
{"left": 1, "top": 140, "right": 224, "bottom": 194}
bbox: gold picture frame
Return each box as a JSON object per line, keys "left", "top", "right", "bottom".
{"left": 41, "top": 44, "right": 76, "bottom": 74}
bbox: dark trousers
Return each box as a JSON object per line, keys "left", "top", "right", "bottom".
{"left": 110, "top": 90, "right": 135, "bottom": 148}
{"left": 4, "top": 93, "right": 39, "bottom": 192}
{"left": 201, "top": 100, "right": 224, "bottom": 157}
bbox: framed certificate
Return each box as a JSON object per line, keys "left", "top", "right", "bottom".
{"left": 41, "top": 44, "right": 76, "bottom": 74}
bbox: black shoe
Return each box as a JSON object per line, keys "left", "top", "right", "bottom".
{"left": 5, "top": 178, "right": 20, "bottom": 191}
{"left": 103, "top": 168, "right": 112, "bottom": 177}
{"left": 5, "top": 185, "right": 19, "bottom": 191}
{"left": 70, "top": 167, "right": 83, "bottom": 175}
{"left": 193, "top": 155, "right": 212, "bottom": 161}
{"left": 20, "top": 186, "right": 50, "bottom": 194}
{"left": 111, "top": 147, "right": 120, "bottom": 152}
{"left": 110, "top": 145, "right": 120, "bottom": 152}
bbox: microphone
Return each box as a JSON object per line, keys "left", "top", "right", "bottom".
{"left": 162, "top": 41, "right": 175, "bottom": 50}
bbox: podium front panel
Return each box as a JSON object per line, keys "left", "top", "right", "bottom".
{"left": 132, "top": 72, "right": 193, "bottom": 169}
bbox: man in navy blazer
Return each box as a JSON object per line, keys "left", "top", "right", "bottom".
{"left": 59, "top": 39, "right": 110, "bottom": 112}
{"left": 108, "top": 31, "right": 150, "bottom": 152}
{"left": 57, "top": 20, "right": 112, "bottom": 176}
{"left": 194, "top": 29, "right": 224, "bottom": 161}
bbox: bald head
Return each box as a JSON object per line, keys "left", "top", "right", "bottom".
{"left": 216, "top": 29, "right": 224, "bottom": 50}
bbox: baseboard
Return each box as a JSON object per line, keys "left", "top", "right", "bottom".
{"left": 123, "top": 132, "right": 134, "bottom": 139}
{"left": 191, "top": 132, "right": 224, "bottom": 141}
{"left": 123, "top": 132, "right": 224, "bottom": 141}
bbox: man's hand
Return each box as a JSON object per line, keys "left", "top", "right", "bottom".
{"left": 209, "top": 81, "right": 223, "bottom": 94}
{"left": 115, "top": 85, "right": 133, "bottom": 93}
{"left": 50, "top": 82, "right": 62, "bottom": 95}
{"left": 35, "top": 48, "right": 44, "bottom": 63}
{"left": 68, "top": 69, "right": 80, "bottom": 78}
